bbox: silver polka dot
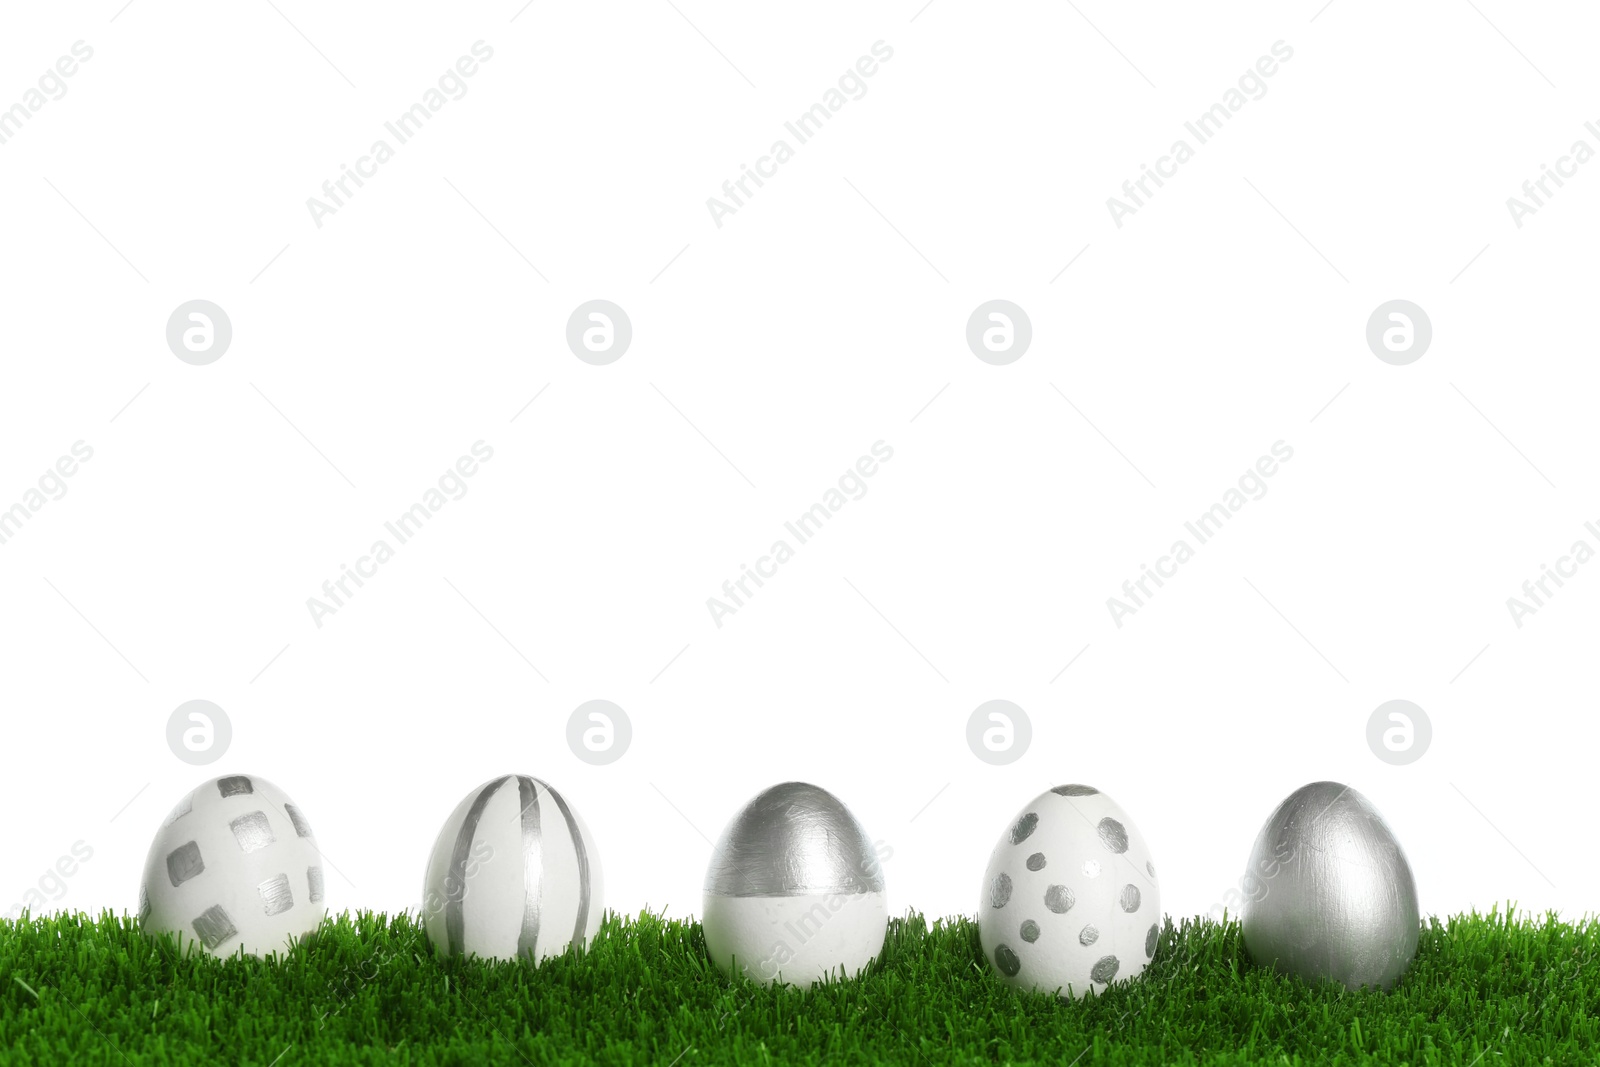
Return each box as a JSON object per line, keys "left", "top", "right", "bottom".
{"left": 1146, "top": 860, "right": 1156, "bottom": 878}
{"left": 990, "top": 872, "right": 1013, "bottom": 909}
{"left": 1020, "top": 919, "right": 1040, "bottom": 943}
{"left": 1097, "top": 817, "right": 1129, "bottom": 854}
{"left": 1051, "top": 784, "right": 1098, "bottom": 797}
{"left": 1044, "top": 885, "right": 1074, "bottom": 913}
{"left": 1091, "top": 955, "right": 1120, "bottom": 984}
{"left": 1026, "top": 852, "right": 1046, "bottom": 871}
{"left": 1119, "top": 884, "right": 1141, "bottom": 912}
{"left": 1011, "top": 812, "right": 1038, "bottom": 844}
{"left": 994, "top": 944, "right": 1021, "bottom": 977}
{"left": 1079, "top": 924, "right": 1099, "bottom": 946}
{"left": 1145, "top": 922, "right": 1159, "bottom": 958}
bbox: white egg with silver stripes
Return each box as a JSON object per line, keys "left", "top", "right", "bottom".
{"left": 421, "top": 774, "right": 603, "bottom": 963}
{"left": 138, "top": 774, "right": 328, "bottom": 957}
{"left": 702, "top": 781, "right": 889, "bottom": 986}
{"left": 979, "top": 784, "right": 1162, "bottom": 998}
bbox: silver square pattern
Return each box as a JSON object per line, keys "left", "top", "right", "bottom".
{"left": 307, "top": 866, "right": 325, "bottom": 904}
{"left": 258, "top": 873, "right": 294, "bottom": 916}
{"left": 192, "top": 905, "right": 238, "bottom": 950}
{"left": 217, "top": 775, "right": 254, "bottom": 798}
{"left": 230, "top": 811, "right": 275, "bottom": 853}
{"left": 166, "top": 840, "right": 205, "bottom": 887}
{"left": 284, "top": 803, "right": 313, "bottom": 838}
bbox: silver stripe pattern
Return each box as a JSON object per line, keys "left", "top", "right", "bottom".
{"left": 444, "top": 775, "right": 509, "bottom": 957}
{"left": 515, "top": 776, "right": 544, "bottom": 961}
{"left": 542, "top": 778, "right": 593, "bottom": 947}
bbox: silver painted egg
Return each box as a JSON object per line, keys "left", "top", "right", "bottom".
{"left": 702, "top": 781, "right": 888, "bottom": 986}
{"left": 1241, "top": 781, "right": 1419, "bottom": 990}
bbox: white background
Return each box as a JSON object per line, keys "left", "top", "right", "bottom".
{"left": 1, "top": 0, "right": 1595, "bottom": 932}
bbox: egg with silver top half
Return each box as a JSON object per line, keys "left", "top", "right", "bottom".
{"left": 702, "top": 781, "right": 889, "bottom": 986}
{"left": 979, "top": 784, "right": 1162, "bottom": 998}
{"left": 138, "top": 774, "right": 328, "bottom": 957}
{"left": 1241, "top": 781, "right": 1419, "bottom": 990}
{"left": 421, "top": 774, "right": 603, "bottom": 963}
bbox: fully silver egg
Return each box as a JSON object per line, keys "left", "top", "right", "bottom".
{"left": 1241, "top": 781, "right": 1419, "bottom": 990}
{"left": 701, "top": 782, "right": 888, "bottom": 985}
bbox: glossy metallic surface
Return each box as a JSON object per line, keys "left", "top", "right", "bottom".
{"left": 704, "top": 781, "right": 885, "bottom": 897}
{"left": 1241, "top": 781, "right": 1420, "bottom": 990}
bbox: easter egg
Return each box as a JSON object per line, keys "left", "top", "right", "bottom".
{"left": 702, "top": 781, "right": 888, "bottom": 986}
{"left": 1241, "top": 780, "right": 1418, "bottom": 990}
{"left": 421, "top": 774, "right": 603, "bottom": 963}
{"left": 138, "top": 774, "right": 327, "bottom": 957}
{"left": 979, "top": 784, "right": 1161, "bottom": 998}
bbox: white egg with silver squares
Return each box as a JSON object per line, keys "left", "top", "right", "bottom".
{"left": 139, "top": 774, "right": 327, "bottom": 957}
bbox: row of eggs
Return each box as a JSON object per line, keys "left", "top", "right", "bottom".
{"left": 138, "top": 775, "right": 1419, "bottom": 996}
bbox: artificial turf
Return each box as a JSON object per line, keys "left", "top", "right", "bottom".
{"left": 0, "top": 906, "right": 1594, "bottom": 1065}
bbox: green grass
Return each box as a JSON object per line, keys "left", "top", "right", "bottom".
{"left": 0, "top": 906, "right": 1594, "bottom": 1065}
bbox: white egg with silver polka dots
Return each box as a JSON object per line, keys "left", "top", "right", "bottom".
{"left": 979, "top": 784, "right": 1161, "bottom": 998}
{"left": 139, "top": 774, "right": 328, "bottom": 957}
